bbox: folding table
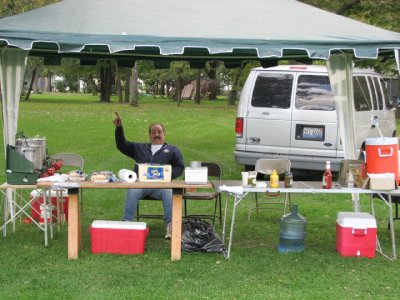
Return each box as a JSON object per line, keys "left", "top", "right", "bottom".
{"left": 214, "top": 180, "right": 397, "bottom": 260}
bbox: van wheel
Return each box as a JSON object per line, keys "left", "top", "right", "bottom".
{"left": 244, "top": 165, "right": 255, "bottom": 171}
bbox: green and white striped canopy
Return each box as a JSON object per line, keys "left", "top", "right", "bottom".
{"left": 0, "top": 0, "right": 399, "bottom": 67}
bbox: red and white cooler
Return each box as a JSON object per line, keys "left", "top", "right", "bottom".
{"left": 30, "top": 189, "right": 69, "bottom": 223}
{"left": 365, "top": 137, "right": 399, "bottom": 184}
{"left": 336, "top": 212, "right": 377, "bottom": 258}
{"left": 90, "top": 220, "right": 149, "bottom": 255}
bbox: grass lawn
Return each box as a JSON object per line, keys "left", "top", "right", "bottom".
{"left": 0, "top": 93, "right": 399, "bottom": 299}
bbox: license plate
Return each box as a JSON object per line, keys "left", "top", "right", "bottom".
{"left": 303, "top": 127, "right": 323, "bottom": 139}
{"left": 296, "top": 125, "right": 325, "bottom": 141}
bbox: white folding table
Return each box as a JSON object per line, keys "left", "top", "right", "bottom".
{"left": 214, "top": 180, "right": 397, "bottom": 260}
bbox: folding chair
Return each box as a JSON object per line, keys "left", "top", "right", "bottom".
{"left": 248, "top": 158, "right": 291, "bottom": 220}
{"left": 183, "top": 162, "right": 222, "bottom": 225}
{"left": 136, "top": 196, "right": 165, "bottom": 221}
{"left": 49, "top": 153, "right": 84, "bottom": 221}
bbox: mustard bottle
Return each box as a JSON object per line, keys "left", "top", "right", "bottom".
{"left": 270, "top": 169, "right": 279, "bottom": 188}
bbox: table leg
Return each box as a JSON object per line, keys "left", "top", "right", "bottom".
{"left": 67, "top": 188, "right": 81, "bottom": 259}
{"left": 388, "top": 195, "right": 397, "bottom": 260}
{"left": 227, "top": 195, "right": 239, "bottom": 259}
{"left": 171, "top": 188, "right": 182, "bottom": 261}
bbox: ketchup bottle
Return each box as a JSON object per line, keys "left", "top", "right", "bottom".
{"left": 322, "top": 161, "right": 332, "bottom": 189}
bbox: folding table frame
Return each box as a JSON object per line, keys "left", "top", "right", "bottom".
{"left": 0, "top": 183, "right": 54, "bottom": 246}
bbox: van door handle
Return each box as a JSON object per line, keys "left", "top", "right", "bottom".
{"left": 262, "top": 112, "right": 270, "bottom": 115}
{"left": 324, "top": 143, "right": 332, "bottom": 147}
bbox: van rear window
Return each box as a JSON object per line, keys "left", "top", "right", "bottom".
{"left": 295, "top": 75, "right": 335, "bottom": 111}
{"left": 251, "top": 73, "right": 293, "bottom": 108}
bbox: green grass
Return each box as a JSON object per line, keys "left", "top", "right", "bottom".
{"left": 1, "top": 93, "right": 400, "bottom": 299}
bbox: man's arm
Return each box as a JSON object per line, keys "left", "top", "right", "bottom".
{"left": 170, "top": 147, "right": 185, "bottom": 179}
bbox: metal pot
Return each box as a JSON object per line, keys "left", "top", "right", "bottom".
{"left": 15, "top": 137, "right": 47, "bottom": 169}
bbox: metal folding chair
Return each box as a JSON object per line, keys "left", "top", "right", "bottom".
{"left": 183, "top": 162, "right": 222, "bottom": 225}
{"left": 248, "top": 158, "right": 291, "bottom": 220}
{"left": 49, "top": 153, "right": 84, "bottom": 221}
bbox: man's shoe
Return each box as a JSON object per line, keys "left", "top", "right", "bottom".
{"left": 165, "top": 222, "right": 172, "bottom": 239}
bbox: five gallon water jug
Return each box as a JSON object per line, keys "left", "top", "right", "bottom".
{"left": 278, "top": 204, "right": 307, "bottom": 253}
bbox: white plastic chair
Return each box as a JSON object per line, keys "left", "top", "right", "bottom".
{"left": 248, "top": 158, "right": 291, "bottom": 220}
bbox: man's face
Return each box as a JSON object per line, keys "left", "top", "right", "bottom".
{"left": 149, "top": 124, "right": 165, "bottom": 145}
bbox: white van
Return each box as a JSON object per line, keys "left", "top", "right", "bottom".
{"left": 234, "top": 65, "right": 396, "bottom": 172}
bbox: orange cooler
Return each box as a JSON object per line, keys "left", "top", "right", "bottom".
{"left": 365, "top": 137, "right": 399, "bottom": 184}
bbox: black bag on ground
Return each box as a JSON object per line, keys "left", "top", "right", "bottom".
{"left": 181, "top": 219, "right": 226, "bottom": 254}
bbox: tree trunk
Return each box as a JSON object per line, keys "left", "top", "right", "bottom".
{"left": 124, "top": 71, "right": 130, "bottom": 103}
{"left": 205, "top": 61, "right": 218, "bottom": 100}
{"left": 194, "top": 69, "right": 201, "bottom": 104}
{"left": 228, "top": 68, "right": 243, "bottom": 105}
{"left": 130, "top": 62, "right": 139, "bottom": 106}
{"left": 100, "top": 61, "right": 113, "bottom": 102}
{"left": 25, "top": 66, "right": 37, "bottom": 101}
{"left": 336, "top": 0, "right": 361, "bottom": 15}
{"left": 115, "top": 62, "right": 122, "bottom": 102}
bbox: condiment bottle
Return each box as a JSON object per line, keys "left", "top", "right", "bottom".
{"left": 322, "top": 161, "right": 332, "bottom": 189}
{"left": 270, "top": 169, "right": 279, "bottom": 188}
{"left": 284, "top": 172, "right": 293, "bottom": 188}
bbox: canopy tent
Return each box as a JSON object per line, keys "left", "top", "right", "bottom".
{"left": 1, "top": 0, "right": 400, "bottom": 211}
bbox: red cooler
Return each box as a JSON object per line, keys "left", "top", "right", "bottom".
{"left": 90, "top": 220, "right": 149, "bottom": 255}
{"left": 336, "top": 212, "right": 377, "bottom": 258}
{"left": 30, "top": 189, "right": 69, "bottom": 223}
{"left": 365, "top": 137, "right": 399, "bottom": 184}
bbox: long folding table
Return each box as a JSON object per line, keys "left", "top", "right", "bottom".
{"left": 37, "top": 180, "right": 212, "bottom": 260}
{"left": 213, "top": 180, "right": 397, "bottom": 260}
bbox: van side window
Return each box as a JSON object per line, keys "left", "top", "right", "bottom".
{"left": 373, "top": 77, "right": 384, "bottom": 110}
{"left": 367, "top": 77, "right": 378, "bottom": 110}
{"left": 251, "top": 73, "right": 293, "bottom": 108}
{"left": 380, "top": 78, "right": 391, "bottom": 109}
{"left": 295, "top": 75, "right": 335, "bottom": 111}
{"left": 353, "top": 76, "right": 373, "bottom": 111}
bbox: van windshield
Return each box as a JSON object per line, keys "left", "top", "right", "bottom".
{"left": 295, "top": 75, "right": 335, "bottom": 111}
{"left": 251, "top": 73, "right": 293, "bottom": 108}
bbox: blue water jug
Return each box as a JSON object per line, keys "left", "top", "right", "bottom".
{"left": 278, "top": 204, "right": 307, "bottom": 253}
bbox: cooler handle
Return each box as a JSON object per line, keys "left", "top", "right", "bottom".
{"left": 352, "top": 228, "right": 367, "bottom": 236}
{"left": 378, "top": 147, "right": 393, "bottom": 157}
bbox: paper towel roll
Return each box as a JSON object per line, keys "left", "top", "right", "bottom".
{"left": 118, "top": 169, "right": 137, "bottom": 183}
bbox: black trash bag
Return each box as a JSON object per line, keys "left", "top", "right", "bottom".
{"left": 181, "top": 219, "right": 226, "bottom": 254}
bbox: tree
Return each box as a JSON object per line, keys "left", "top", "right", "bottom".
{"left": 0, "top": 0, "right": 59, "bottom": 19}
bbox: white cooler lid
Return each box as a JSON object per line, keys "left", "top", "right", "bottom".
{"left": 365, "top": 137, "right": 399, "bottom": 146}
{"left": 30, "top": 189, "right": 68, "bottom": 197}
{"left": 337, "top": 212, "right": 376, "bottom": 228}
{"left": 91, "top": 220, "right": 147, "bottom": 230}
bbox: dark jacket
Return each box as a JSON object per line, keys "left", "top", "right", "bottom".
{"left": 115, "top": 126, "right": 184, "bottom": 179}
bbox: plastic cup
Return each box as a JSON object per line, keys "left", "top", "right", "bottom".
{"left": 241, "top": 172, "right": 249, "bottom": 186}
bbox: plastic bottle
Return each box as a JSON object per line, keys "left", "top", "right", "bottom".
{"left": 270, "top": 169, "right": 279, "bottom": 188}
{"left": 278, "top": 204, "right": 307, "bottom": 253}
{"left": 322, "top": 161, "right": 332, "bottom": 189}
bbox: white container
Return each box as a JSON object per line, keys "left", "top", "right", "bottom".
{"left": 185, "top": 167, "right": 208, "bottom": 184}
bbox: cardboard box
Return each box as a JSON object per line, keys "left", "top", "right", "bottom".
{"left": 336, "top": 212, "right": 377, "bottom": 258}
{"left": 90, "top": 220, "right": 149, "bottom": 255}
{"left": 367, "top": 173, "right": 396, "bottom": 190}
{"left": 184, "top": 167, "right": 208, "bottom": 184}
{"left": 138, "top": 164, "right": 171, "bottom": 182}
